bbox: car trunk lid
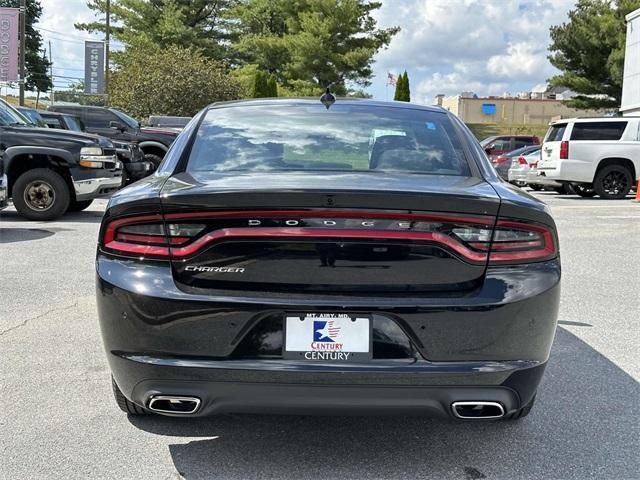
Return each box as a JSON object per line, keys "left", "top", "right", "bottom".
{"left": 153, "top": 172, "right": 501, "bottom": 295}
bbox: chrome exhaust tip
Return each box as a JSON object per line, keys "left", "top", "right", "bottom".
{"left": 451, "top": 401, "right": 505, "bottom": 419}
{"left": 147, "top": 395, "right": 201, "bottom": 414}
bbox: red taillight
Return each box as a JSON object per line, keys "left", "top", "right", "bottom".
{"left": 560, "top": 141, "right": 569, "bottom": 159}
{"left": 102, "top": 211, "right": 557, "bottom": 265}
{"left": 517, "top": 156, "right": 527, "bottom": 165}
{"left": 102, "top": 215, "right": 204, "bottom": 258}
{"left": 456, "top": 220, "right": 557, "bottom": 263}
{"left": 493, "top": 155, "right": 508, "bottom": 165}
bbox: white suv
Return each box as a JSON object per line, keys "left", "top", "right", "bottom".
{"left": 537, "top": 117, "right": 639, "bottom": 199}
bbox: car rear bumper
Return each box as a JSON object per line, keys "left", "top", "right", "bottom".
{"left": 538, "top": 159, "right": 594, "bottom": 183}
{"left": 508, "top": 168, "right": 528, "bottom": 184}
{"left": 97, "top": 254, "right": 560, "bottom": 417}
{"left": 114, "top": 365, "right": 544, "bottom": 416}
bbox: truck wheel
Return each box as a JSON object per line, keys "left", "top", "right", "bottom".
{"left": 594, "top": 165, "right": 633, "bottom": 199}
{"left": 143, "top": 153, "right": 163, "bottom": 169}
{"left": 12, "top": 168, "right": 71, "bottom": 221}
{"left": 67, "top": 200, "right": 93, "bottom": 212}
{"left": 572, "top": 184, "right": 597, "bottom": 198}
{"left": 112, "top": 377, "right": 151, "bottom": 415}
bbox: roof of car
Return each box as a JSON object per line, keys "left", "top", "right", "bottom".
{"left": 205, "top": 97, "right": 448, "bottom": 114}
{"left": 549, "top": 116, "right": 638, "bottom": 124}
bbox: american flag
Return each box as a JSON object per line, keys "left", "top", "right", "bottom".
{"left": 387, "top": 72, "right": 397, "bottom": 86}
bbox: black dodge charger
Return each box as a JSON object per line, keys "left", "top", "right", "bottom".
{"left": 97, "top": 98, "right": 560, "bottom": 420}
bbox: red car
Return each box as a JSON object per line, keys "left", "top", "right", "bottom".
{"left": 480, "top": 135, "right": 540, "bottom": 162}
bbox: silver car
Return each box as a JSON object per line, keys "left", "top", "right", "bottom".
{"left": 508, "top": 147, "right": 541, "bottom": 185}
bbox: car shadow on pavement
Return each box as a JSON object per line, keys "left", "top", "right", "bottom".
{"left": 0, "top": 227, "right": 55, "bottom": 243}
{"left": 0, "top": 209, "right": 105, "bottom": 223}
{"left": 128, "top": 327, "right": 640, "bottom": 480}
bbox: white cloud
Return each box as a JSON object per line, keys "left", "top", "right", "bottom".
{"left": 370, "top": 0, "right": 576, "bottom": 103}
{"left": 37, "top": 0, "right": 109, "bottom": 89}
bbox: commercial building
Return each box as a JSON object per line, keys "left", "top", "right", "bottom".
{"left": 435, "top": 92, "right": 601, "bottom": 125}
{"left": 621, "top": 7, "right": 640, "bottom": 116}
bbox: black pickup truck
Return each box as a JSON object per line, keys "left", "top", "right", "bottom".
{"left": 0, "top": 100, "right": 122, "bottom": 220}
{"left": 39, "top": 110, "right": 153, "bottom": 184}
{"left": 48, "top": 105, "right": 178, "bottom": 167}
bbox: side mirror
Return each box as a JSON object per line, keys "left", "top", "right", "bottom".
{"left": 109, "top": 121, "right": 126, "bottom": 132}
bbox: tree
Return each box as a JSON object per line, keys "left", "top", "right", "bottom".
{"left": 393, "top": 73, "right": 403, "bottom": 101}
{"left": 548, "top": 0, "right": 640, "bottom": 109}
{"left": 251, "top": 70, "right": 269, "bottom": 97}
{"left": 108, "top": 43, "right": 241, "bottom": 118}
{"left": 403, "top": 71, "right": 410, "bottom": 102}
{"left": 0, "top": 0, "right": 51, "bottom": 93}
{"left": 76, "top": 0, "right": 237, "bottom": 61}
{"left": 267, "top": 74, "right": 278, "bottom": 97}
{"left": 229, "top": 0, "right": 399, "bottom": 95}
{"left": 393, "top": 71, "right": 410, "bottom": 102}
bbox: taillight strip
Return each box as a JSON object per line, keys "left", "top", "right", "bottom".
{"left": 115, "top": 233, "right": 189, "bottom": 245}
{"left": 167, "top": 227, "right": 488, "bottom": 262}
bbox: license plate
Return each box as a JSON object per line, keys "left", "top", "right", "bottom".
{"left": 284, "top": 313, "right": 372, "bottom": 361}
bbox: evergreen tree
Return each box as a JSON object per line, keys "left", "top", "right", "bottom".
{"left": 548, "top": 0, "right": 640, "bottom": 109}
{"left": 393, "top": 73, "right": 402, "bottom": 101}
{"left": 229, "top": 0, "right": 399, "bottom": 95}
{"left": 251, "top": 71, "right": 269, "bottom": 98}
{"left": 267, "top": 74, "right": 278, "bottom": 97}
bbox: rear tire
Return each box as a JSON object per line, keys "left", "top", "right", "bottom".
{"left": 553, "top": 185, "right": 570, "bottom": 195}
{"left": 112, "top": 377, "right": 151, "bottom": 415}
{"left": 67, "top": 200, "right": 93, "bottom": 212}
{"left": 572, "top": 184, "right": 597, "bottom": 198}
{"left": 12, "top": 168, "right": 70, "bottom": 221}
{"left": 594, "top": 164, "right": 633, "bottom": 199}
{"left": 504, "top": 394, "right": 536, "bottom": 421}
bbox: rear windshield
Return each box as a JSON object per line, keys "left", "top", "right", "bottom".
{"left": 187, "top": 104, "right": 472, "bottom": 176}
{"left": 570, "top": 121, "right": 627, "bottom": 141}
{"left": 545, "top": 124, "right": 567, "bottom": 142}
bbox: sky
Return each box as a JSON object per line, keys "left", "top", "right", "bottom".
{"left": 36, "top": 0, "right": 576, "bottom": 104}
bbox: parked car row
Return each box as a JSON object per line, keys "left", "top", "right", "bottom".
{"left": 0, "top": 101, "right": 179, "bottom": 220}
{"left": 485, "top": 117, "right": 640, "bottom": 199}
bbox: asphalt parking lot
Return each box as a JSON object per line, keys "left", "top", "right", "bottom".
{"left": 1, "top": 191, "right": 639, "bottom": 480}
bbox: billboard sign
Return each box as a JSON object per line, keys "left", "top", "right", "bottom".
{"left": 0, "top": 8, "right": 19, "bottom": 83}
{"left": 84, "top": 41, "right": 105, "bottom": 94}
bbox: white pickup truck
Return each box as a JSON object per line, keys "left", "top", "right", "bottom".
{"left": 537, "top": 117, "right": 640, "bottom": 199}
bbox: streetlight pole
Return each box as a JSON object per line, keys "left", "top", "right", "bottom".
{"left": 19, "top": 0, "right": 26, "bottom": 106}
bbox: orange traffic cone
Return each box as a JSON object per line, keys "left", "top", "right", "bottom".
{"left": 635, "top": 178, "right": 640, "bottom": 202}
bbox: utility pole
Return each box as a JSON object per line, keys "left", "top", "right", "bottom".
{"left": 105, "top": 0, "right": 110, "bottom": 105}
{"left": 19, "top": 0, "right": 26, "bottom": 106}
{"left": 48, "top": 40, "right": 54, "bottom": 106}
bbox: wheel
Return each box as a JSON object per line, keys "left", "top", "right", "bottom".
{"left": 111, "top": 377, "right": 151, "bottom": 415}
{"left": 12, "top": 168, "right": 71, "bottom": 221}
{"left": 529, "top": 184, "right": 543, "bottom": 191}
{"left": 572, "top": 184, "right": 597, "bottom": 198}
{"left": 67, "top": 200, "right": 93, "bottom": 212}
{"left": 553, "top": 185, "right": 570, "bottom": 195}
{"left": 503, "top": 394, "right": 536, "bottom": 421}
{"left": 594, "top": 165, "right": 633, "bottom": 199}
{"left": 143, "top": 153, "right": 163, "bottom": 169}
